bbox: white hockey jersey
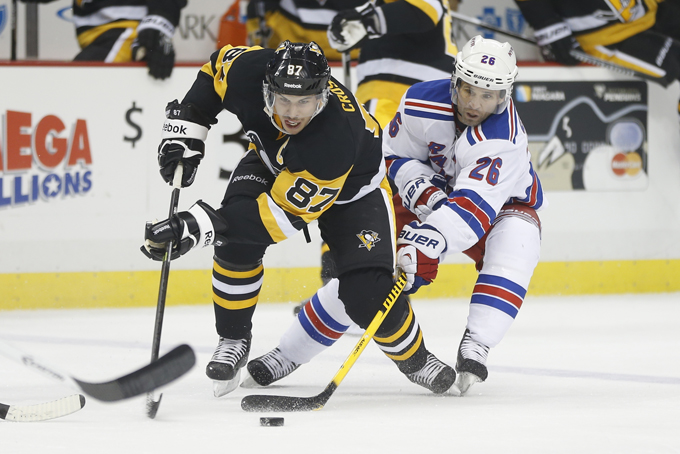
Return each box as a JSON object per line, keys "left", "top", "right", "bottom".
{"left": 384, "top": 79, "right": 547, "bottom": 256}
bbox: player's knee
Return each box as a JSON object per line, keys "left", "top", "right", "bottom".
{"left": 337, "top": 268, "right": 406, "bottom": 328}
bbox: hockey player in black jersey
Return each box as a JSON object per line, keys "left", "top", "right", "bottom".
{"left": 19, "top": 0, "right": 186, "bottom": 79}
{"left": 514, "top": 0, "right": 680, "bottom": 116}
{"left": 141, "top": 41, "right": 456, "bottom": 397}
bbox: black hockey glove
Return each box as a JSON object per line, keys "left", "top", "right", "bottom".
{"left": 131, "top": 15, "right": 176, "bottom": 79}
{"left": 327, "top": 2, "right": 384, "bottom": 52}
{"left": 141, "top": 200, "right": 228, "bottom": 261}
{"left": 158, "top": 100, "right": 212, "bottom": 188}
{"left": 534, "top": 22, "right": 582, "bottom": 66}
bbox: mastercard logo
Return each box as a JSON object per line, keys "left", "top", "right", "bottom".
{"left": 611, "top": 152, "right": 642, "bottom": 176}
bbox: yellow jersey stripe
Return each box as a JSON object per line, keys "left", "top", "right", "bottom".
{"left": 384, "top": 330, "right": 424, "bottom": 361}
{"left": 213, "top": 261, "right": 263, "bottom": 279}
{"left": 374, "top": 304, "right": 413, "bottom": 344}
{"left": 404, "top": 0, "right": 442, "bottom": 25}
{"left": 256, "top": 193, "right": 290, "bottom": 243}
{"left": 213, "top": 292, "right": 259, "bottom": 310}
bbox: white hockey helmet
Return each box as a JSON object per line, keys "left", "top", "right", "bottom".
{"left": 451, "top": 35, "right": 518, "bottom": 111}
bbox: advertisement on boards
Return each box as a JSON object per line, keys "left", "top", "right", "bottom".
{"left": 513, "top": 81, "right": 648, "bottom": 191}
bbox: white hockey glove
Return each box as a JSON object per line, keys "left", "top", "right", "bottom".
{"left": 402, "top": 174, "right": 448, "bottom": 222}
{"left": 327, "top": 2, "right": 384, "bottom": 52}
{"left": 131, "top": 15, "right": 176, "bottom": 79}
{"left": 158, "top": 100, "right": 212, "bottom": 188}
{"left": 397, "top": 222, "right": 447, "bottom": 294}
{"left": 141, "top": 200, "right": 228, "bottom": 261}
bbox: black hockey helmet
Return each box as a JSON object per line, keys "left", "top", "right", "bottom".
{"left": 264, "top": 40, "right": 331, "bottom": 96}
{"left": 263, "top": 41, "right": 331, "bottom": 133}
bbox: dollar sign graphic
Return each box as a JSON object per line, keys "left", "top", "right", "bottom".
{"left": 124, "top": 102, "right": 143, "bottom": 148}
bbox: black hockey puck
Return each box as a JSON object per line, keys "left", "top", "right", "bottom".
{"left": 260, "top": 417, "right": 284, "bottom": 427}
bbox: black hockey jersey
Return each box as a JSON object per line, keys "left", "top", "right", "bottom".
{"left": 71, "top": 0, "right": 186, "bottom": 36}
{"left": 515, "top": 0, "right": 660, "bottom": 48}
{"left": 357, "top": 0, "right": 456, "bottom": 86}
{"left": 182, "top": 45, "right": 385, "bottom": 243}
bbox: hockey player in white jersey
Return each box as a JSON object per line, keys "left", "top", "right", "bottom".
{"left": 243, "top": 35, "right": 545, "bottom": 396}
{"left": 390, "top": 35, "right": 546, "bottom": 394}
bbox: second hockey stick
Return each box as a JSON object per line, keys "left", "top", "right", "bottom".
{"left": 341, "top": 51, "right": 352, "bottom": 91}
{"left": 146, "top": 164, "right": 183, "bottom": 419}
{"left": 241, "top": 273, "right": 407, "bottom": 412}
{"left": 0, "top": 340, "right": 196, "bottom": 402}
{"left": 0, "top": 394, "right": 85, "bottom": 422}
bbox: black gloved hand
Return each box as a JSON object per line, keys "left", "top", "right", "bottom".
{"left": 327, "top": 2, "right": 383, "bottom": 52}
{"left": 534, "top": 22, "right": 582, "bottom": 66}
{"left": 158, "top": 100, "right": 212, "bottom": 187}
{"left": 131, "top": 15, "right": 176, "bottom": 79}
{"left": 142, "top": 200, "right": 228, "bottom": 261}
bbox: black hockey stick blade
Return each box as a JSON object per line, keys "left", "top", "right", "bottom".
{"left": 0, "top": 394, "right": 85, "bottom": 422}
{"left": 241, "top": 383, "right": 336, "bottom": 412}
{"left": 241, "top": 274, "right": 407, "bottom": 412}
{"left": 74, "top": 344, "right": 195, "bottom": 402}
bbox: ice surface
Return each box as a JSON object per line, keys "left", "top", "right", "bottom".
{"left": 1, "top": 293, "right": 679, "bottom": 453}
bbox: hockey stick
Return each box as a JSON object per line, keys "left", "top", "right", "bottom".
{"left": 0, "top": 340, "right": 196, "bottom": 402}
{"left": 1, "top": 394, "right": 85, "bottom": 422}
{"left": 146, "top": 164, "right": 183, "bottom": 419}
{"left": 11, "top": 0, "right": 17, "bottom": 61}
{"left": 449, "top": 10, "right": 536, "bottom": 45}
{"left": 241, "top": 273, "right": 407, "bottom": 412}
{"left": 449, "top": 10, "right": 665, "bottom": 85}
{"left": 341, "top": 51, "right": 352, "bottom": 91}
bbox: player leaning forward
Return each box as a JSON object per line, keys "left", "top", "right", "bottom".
{"left": 142, "top": 41, "right": 456, "bottom": 397}
{"left": 246, "top": 36, "right": 547, "bottom": 395}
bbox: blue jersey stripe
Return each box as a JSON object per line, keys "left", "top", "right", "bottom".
{"left": 471, "top": 294, "right": 520, "bottom": 318}
{"left": 404, "top": 108, "right": 454, "bottom": 122}
{"left": 477, "top": 274, "right": 527, "bottom": 298}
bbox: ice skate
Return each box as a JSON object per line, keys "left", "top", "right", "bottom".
{"left": 205, "top": 334, "right": 251, "bottom": 397}
{"left": 454, "top": 329, "right": 489, "bottom": 395}
{"left": 241, "top": 347, "right": 300, "bottom": 387}
{"left": 405, "top": 353, "right": 457, "bottom": 394}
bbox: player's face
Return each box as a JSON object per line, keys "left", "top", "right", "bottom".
{"left": 455, "top": 81, "right": 503, "bottom": 127}
{"left": 272, "top": 93, "right": 322, "bottom": 134}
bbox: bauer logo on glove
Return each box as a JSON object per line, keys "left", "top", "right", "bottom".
{"left": 141, "top": 200, "right": 228, "bottom": 261}
{"left": 396, "top": 222, "right": 447, "bottom": 294}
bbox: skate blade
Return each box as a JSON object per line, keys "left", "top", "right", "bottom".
{"left": 212, "top": 370, "right": 242, "bottom": 397}
{"left": 455, "top": 371, "right": 482, "bottom": 396}
{"left": 239, "top": 370, "right": 264, "bottom": 389}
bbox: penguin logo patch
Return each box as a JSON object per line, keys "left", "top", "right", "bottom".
{"left": 357, "top": 230, "right": 380, "bottom": 251}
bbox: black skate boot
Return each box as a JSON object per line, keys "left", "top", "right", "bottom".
{"left": 242, "top": 347, "right": 300, "bottom": 387}
{"left": 205, "top": 333, "right": 251, "bottom": 397}
{"left": 405, "top": 353, "right": 457, "bottom": 394}
{"left": 455, "top": 329, "right": 489, "bottom": 395}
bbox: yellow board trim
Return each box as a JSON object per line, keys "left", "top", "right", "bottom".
{"left": 1, "top": 260, "right": 679, "bottom": 311}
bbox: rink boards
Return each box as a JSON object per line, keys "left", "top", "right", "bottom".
{"left": 1, "top": 63, "right": 679, "bottom": 309}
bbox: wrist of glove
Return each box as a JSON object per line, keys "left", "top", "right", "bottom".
{"left": 132, "top": 15, "right": 176, "bottom": 79}
{"left": 141, "top": 200, "right": 228, "bottom": 261}
{"left": 158, "top": 100, "right": 211, "bottom": 187}
{"left": 402, "top": 174, "right": 448, "bottom": 221}
{"left": 327, "top": 2, "right": 384, "bottom": 52}
{"left": 396, "top": 222, "right": 447, "bottom": 294}
{"left": 534, "top": 22, "right": 581, "bottom": 66}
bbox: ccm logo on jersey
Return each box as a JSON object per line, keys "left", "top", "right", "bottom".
{"left": 162, "top": 122, "right": 187, "bottom": 135}
{"left": 398, "top": 230, "right": 441, "bottom": 249}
